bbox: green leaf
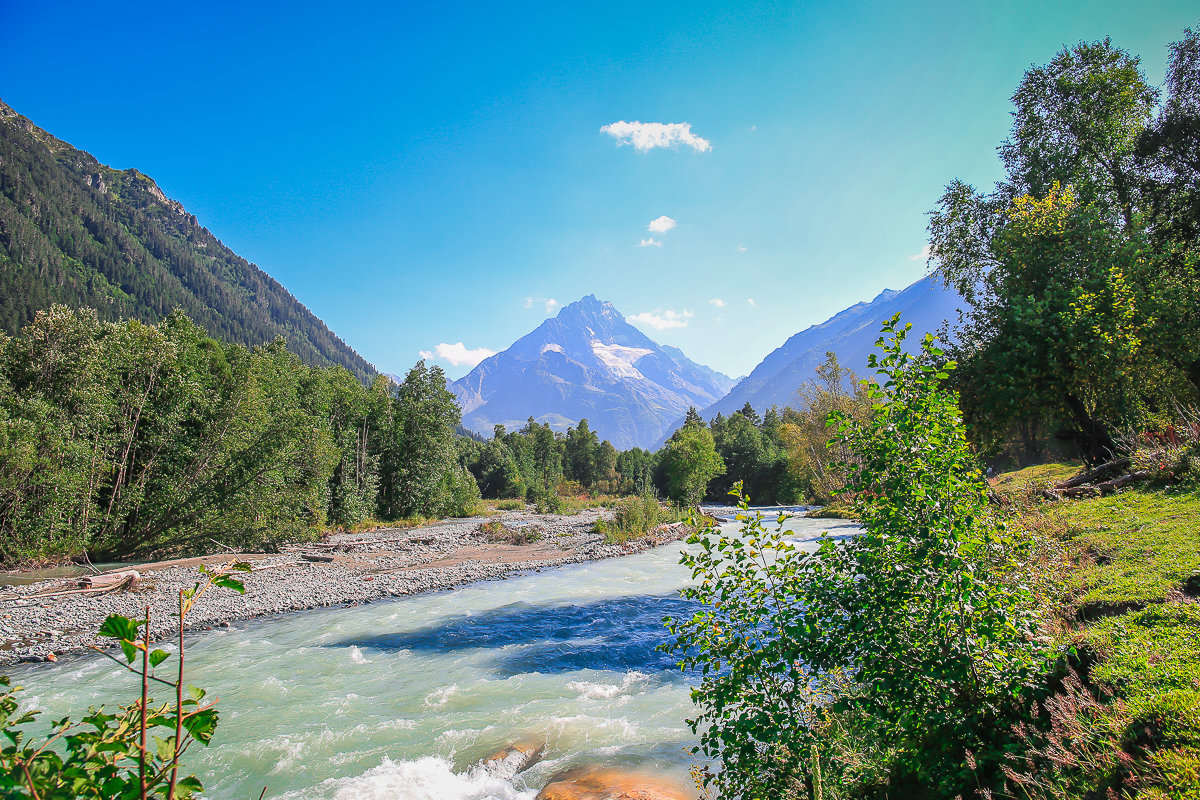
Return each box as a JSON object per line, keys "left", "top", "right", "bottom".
{"left": 181, "top": 708, "right": 219, "bottom": 743}
{"left": 98, "top": 614, "right": 142, "bottom": 642}
{"left": 212, "top": 575, "right": 245, "bottom": 594}
{"left": 149, "top": 649, "right": 170, "bottom": 669}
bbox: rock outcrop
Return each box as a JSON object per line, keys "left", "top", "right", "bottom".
{"left": 536, "top": 765, "right": 691, "bottom": 800}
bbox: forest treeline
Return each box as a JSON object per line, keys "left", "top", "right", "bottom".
{"left": 0, "top": 99, "right": 375, "bottom": 383}
{"left": 0, "top": 302, "right": 854, "bottom": 565}
{"left": 0, "top": 306, "right": 478, "bottom": 565}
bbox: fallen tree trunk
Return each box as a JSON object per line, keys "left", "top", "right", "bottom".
{"left": 1055, "top": 458, "right": 1132, "bottom": 490}
{"left": 1041, "top": 469, "right": 1152, "bottom": 500}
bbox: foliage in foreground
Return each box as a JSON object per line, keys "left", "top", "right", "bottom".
{"left": 0, "top": 562, "right": 247, "bottom": 798}
{"left": 666, "top": 316, "right": 1046, "bottom": 799}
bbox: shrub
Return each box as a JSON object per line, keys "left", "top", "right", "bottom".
{"left": 480, "top": 519, "right": 544, "bottom": 544}
{"left": 666, "top": 315, "right": 1047, "bottom": 799}
{"left": 593, "top": 495, "right": 678, "bottom": 545}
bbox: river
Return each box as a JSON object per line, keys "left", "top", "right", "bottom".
{"left": 7, "top": 512, "right": 859, "bottom": 799}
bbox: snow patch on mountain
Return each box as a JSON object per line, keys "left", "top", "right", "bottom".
{"left": 591, "top": 342, "right": 652, "bottom": 380}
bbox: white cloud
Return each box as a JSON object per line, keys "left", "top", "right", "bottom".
{"left": 647, "top": 215, "right": 676, "bottom": 234}
{"left": 544, "top": 298, "right": 558, "bottom": 312}
{"left": 600, "top": 121, "right": 712, "bottom": 152}
{"left": 736, "top": 243, "right": 748, "bottom": 253}
{"left": 418, "top": 341, "right": 496, "bottom": 368}
{"left": 746, "top": 298, "right": 756, "bottom": 306}
{"left": 628, "top": 308, "right": 694, "bottom": 330}
{"left": 523, "top": 296, "right": 533, "bottom": 309}
{"left": 910, "top": 243, "right": 934, "bottom": 261}
{"left": 709, "top": 298, "right": 726, "bottom": 307}
{"left": 638, "top": 237, "right": 662, "bottom": 248}
{"left": 524, "top": 296, "right": 559, "bottom": 313}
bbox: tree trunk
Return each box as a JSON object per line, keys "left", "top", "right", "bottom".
{"left": 1062, "top": 393, "right": 1117, "bottom": 466}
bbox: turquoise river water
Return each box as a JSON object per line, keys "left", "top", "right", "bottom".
{"left": 7, "top": 513, "right": 860, "bottom": 799}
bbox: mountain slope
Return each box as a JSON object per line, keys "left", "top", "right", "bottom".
{"left": 0, "top": 99, "right": 375, "bottom": 382}
{"left": 451, "top": 296, "right": 734, "bottom": 449}
{"left": 697, "top": 274, "right": 961, "bottom": 423}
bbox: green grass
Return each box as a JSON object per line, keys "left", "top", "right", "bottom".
{"left": 479, "top": 519, "right": 544, "bottom": 544}
{"left": 1028, "top": 487, "right": 1200, "bottom": 614}
{"left": 803, "top": 503, "right": 859, "bottom": 520}
{"left": 990, "top": 460, "right": 1083, "bottom": 497}
{"left": 1011, "top": 485, "right": 1200, "bottom": 798}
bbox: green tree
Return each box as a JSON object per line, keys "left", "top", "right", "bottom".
{"left": 659, "top": 424, "right": 724, "bottom": 506}
{"left": 378, "top": 360, "right": 461, "bottom": 518}
{"left": 928, "top": 36, "right": 1192, "bottom": 462}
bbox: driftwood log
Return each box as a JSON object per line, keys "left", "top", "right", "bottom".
{"left": 80, "top": 570, "right": 140, "bottom": 590}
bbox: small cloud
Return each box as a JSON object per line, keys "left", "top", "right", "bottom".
{"left": 638, "top": 237, "right": 663, "bottom": 248}
{"left": 525, "top": 296, "right": 559, "bottom": 313}
{"left": 545, "top": 298, "right": 559, "bottom": 312}
{"left": 708, "top": 298, "right": 726, "bottom": 307}
{"left": 418, "top": 341, "right": 496, "bottom": 368}
{"left": 600, "top": 121, "right": 712, "bottom": 152}
{"left": 746, "top": 298, "right": 756, "bottom": 307}
{"left": 523, "top": 296, "right": 533, "bottom": 309}
{"left": 736, "top": 243, "right": 748, "bottom": 253}
{"left": 628, "top": 308, "right": 694, "bottom": 330}
{"left": 749, "top": 124, "right": 757, "bottom": 131}
{"left": 910, "top": 243, "right": 934, "bottom": 262}
{"left": 647, "top": 215, "right": 676, "bottom": 234}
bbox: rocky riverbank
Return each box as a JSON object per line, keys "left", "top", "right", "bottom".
{"left": 0, "top": 507, "right": 687, "bottom": 666}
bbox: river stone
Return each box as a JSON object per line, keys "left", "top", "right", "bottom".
{"left": 478, "top": 734, "right": 546, "bottom": 779}
{"left": 536, "top": 765, "right": 691, "bottom": 800}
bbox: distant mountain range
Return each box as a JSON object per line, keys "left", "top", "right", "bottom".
{"left": 450, "top": 296, "right": 734, "bottom": 449}
{"left": 0, "top": 99, "right": 375, "bottom": 382}
{"left": 690, "top": 274, "right": 961, "bottom": 432}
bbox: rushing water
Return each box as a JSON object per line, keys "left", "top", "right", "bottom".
{"left": 7, "top": 512, "right": 859, "bottom": 799}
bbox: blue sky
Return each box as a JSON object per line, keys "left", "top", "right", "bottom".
{"left": 2, "top": 1, "right": 1196, "bottom": 379}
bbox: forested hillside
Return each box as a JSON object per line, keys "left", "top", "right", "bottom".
{"left": 0, "top": 99, "right": 375, "bottom": 382}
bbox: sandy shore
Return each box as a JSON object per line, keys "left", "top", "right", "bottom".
{"left": 0, "top": 507, "right": 687, "bottom": 666}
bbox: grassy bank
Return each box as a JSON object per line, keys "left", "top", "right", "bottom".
{"left": 1001, "top": 480, "right": 1200, "bottom": 797}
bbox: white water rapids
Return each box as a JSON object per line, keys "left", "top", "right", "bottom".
{"left": 8, "top": 512, "right": 859, "bottom": 799}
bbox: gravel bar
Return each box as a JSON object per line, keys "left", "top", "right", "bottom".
{"left": 0, "top": 508, "right": 688, "bottom": 666}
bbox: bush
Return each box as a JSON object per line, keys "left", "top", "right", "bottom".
{"left": 666, "top": 316, "right": 1047, "bottom": 799}
{"left": 479, "top": 519, "right": 544, "bottom": 544}
{"left": 0, "top": 562, "right": 248, "bottom": 798}
{"left": 593, "top": 494, "right": 679, "bottom": 545}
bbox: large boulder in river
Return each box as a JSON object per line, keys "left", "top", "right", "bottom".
{"left": 477, "top": 735, "right": 546, "bottom": 780}
{"left": 536, "top": 765, "right": 691, "bottom": 800}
